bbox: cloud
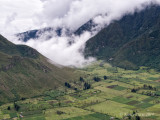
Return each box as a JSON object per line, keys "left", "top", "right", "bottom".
{"left": 35, "top": 0, "right": 160, "bottom": 30}
{"left": 5, "top": 12, "right": 17, "bottom": 26}
{"left": 0, "top": 0, "right": 43, "bottom": 36}
{"left": 93, "top": 0, "right": 160, "bottom": 26}
{"left": 2, "top": 0, "right": 160, "bottom": 67}
{"left": 1, "top": 0, "right": 160, "bottom": 35}
{"left": 1, "top": 12, "right": 18, "bottom": 35}
{"left": 11, "top": 30, "right": 96, "bottom": 67}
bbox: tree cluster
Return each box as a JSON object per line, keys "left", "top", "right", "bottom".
{"left": 104, "top": 76, "right": 108, "bottom": 80}
{"left": 131, "top": 88, "right": 138, "bottom": 93}
{"left": 84, "top": 82, "right": 91, "bottom": 90}
{"left": 14, "top": 102, "right": 20, "bottom": 111}
{"left": 143, "top": 84, "right": 157, "bottom": 91}
{"left": 80, "top": 77, "right": 84, "bottom": 82}
{"left": 93, "top": 77, "right": 101, "bottom": 82}
{"left": 64, "top": 82, "right": 71, "bottom": 88}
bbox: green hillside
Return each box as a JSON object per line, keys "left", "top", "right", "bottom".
{"left": 0, "top": 35, "right": 78, "bottom": 104}
{"left": 85, "top": 5, "right": 160, "bottom": 70}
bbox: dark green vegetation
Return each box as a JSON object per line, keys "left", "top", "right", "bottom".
{"left": 85, "top": 5, "right": 160, "bottom": 70}
{"left": 1, "top": 61, "right": 160, "bottom": 120}
{"left": 0, "top": 35, "right": 78, "bottom": 104}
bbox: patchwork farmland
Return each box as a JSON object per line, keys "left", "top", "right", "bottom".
{"left": 1, "top": 61, "right": 160, "bottom": 120}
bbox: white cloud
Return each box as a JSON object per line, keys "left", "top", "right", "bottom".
{"left": 1, "top": 0, "right": 160, "bottom": 67}
{"left": 5, "top": 12, "right": 17, "bottom": 25}
{"left": 1, "top": 0, "right": 160, "bottom": 35}
{"left": 35, "top": 0, "right": 160, "bottom": 30}
{"left": 10, "top": 30, "right": 96, "bottom": 67}
{"left": 0, "top": 0, "right": 43, "bottom": 36}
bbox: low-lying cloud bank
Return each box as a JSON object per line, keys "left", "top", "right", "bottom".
{"left": 6, "top": 0, "right": 160, "bottom": 67}
{"left": 12, "top": 31, "right": 96, "bottom": 67}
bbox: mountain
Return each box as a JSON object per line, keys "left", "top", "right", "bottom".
{"left": 15, "top": 5, "right": 160, "bottom": 71}
{"left": 85, "top": 5, "right": 160, "bottom": 70}
{"left": 16, "top": 19, "right": 97, "bottom": 42}
{"left": 0, "top": 35, "right": 77, "bottom": 104}
{"left": 16, "top": 27, "right": 71, "bottom": 42}
{"left": 74, "top": 20, "right": 97, "bottom": 35}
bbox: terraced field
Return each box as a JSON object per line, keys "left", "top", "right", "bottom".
{"left": 1, "top": 61, "right": 160, "bottom": 120}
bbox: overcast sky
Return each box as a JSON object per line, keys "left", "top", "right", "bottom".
{"left": 1, "top": 0, "right": 160, "bottom": 36}
{"left": 1, "top": 0, "right": 160, "bottom": 67}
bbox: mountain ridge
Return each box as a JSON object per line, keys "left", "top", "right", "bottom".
{"left": 85, "top": 5, "right": 160, "bottom": 70}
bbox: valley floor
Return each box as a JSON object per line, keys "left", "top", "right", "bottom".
{"left": 1, "top": 61, "right": 160, "bottom": 120}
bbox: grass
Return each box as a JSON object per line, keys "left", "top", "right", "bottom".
{"left": 94, "top": 85, "right": 127, "bottom": 99}
{"left": 9, "top": 112, "right": 18, "bottom": 118}
{"left": 2, "top": 32, "right": 160, "bottom": 120}
{"left": 142, "top": 97, "right": 155, "bottom": 103}
{"left": 112, "top": 86, "right": 126, "bottom": 91}
{"left": 0, "top": 53, "right": 79, "bottom": 104}
{"left": 23, "top": 115, "right": 45, "bottom": 120}
{"left": 112, "top": 96, "right": 132, "bottom": 104}
{"left": 45, "top": 107, "right": 92, "bottom": 120}
{"left": 147, "top": 104, "right": 160, "bottom": 114}
{"left": 63, "top": 113, "right": 112, "bottom": 120}
{"left": 135, "top": 102, "right": 154, "bottom": 109}
{"left": 73, "top": 96, "right": 105, "bottom": 108}
{"left": 127, "top": 100, "right": 140, "bottom": 106}
{"left": 1, "top": 61, "right": 160, "bottom": 119}
{"left": 86, "top": 100, "right": 133, "bottom": 118}
{"left": 0, "top": 35, "right": 81, "bottom": 104}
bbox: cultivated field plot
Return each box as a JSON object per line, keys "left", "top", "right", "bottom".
{"left": 1, "top": 61, "right": 160, "bottom": 120}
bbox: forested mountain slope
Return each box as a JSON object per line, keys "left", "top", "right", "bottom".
{"left": 85, "top": 5, "right": 160, "bottom": 70}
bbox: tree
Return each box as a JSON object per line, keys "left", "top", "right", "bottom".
{"left": 7, "top": 106, "right": 11, "bottom": 110}
{"left": 132, "top": 111, "right": 136, "bottom": 115}
{"left": 127, "top": 114, "right": 131, "bottom": 120}
{"left": 80, "top": 77, "right": 84, "bottom": 82}
{"left": 57, "top": 110, "right": 65, "bottom": 115}
{"left": 58, "top": 101, "right": 61, "bottom": 107}
{"left": 65, "top": 82, "right": 71, "bottom": 88}
{"left": 136, "top": 115, "right": 141, "bottom": 120}
{"left": 74, "top": 88, "right": 78, "bottom": 91}
{"left": 104, "top": 76, "right": 107, "bottom": 80}
{"left": 143, "top": 84, "right": 147, "bottom": 88}
{"left": 148, "top": 85, "right": 153, "bottom": 90}
{"left": 131, "top": 88, "right": 137, "bottom": 93}
{"left": 21, "top": 97, "right": 26, "bottom": 101}
{"left": 14, "top": 102, "right": 20, "bottom": 111}
{"left": 84, "top": 82, "right": 91, "bottom": 90}
{"left": 93, "top": 77, "right": 101, "bottom": 82}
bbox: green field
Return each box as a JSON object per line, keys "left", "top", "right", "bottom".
{"left": 1, "top": 61, "right": 160, "bottom": 120}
